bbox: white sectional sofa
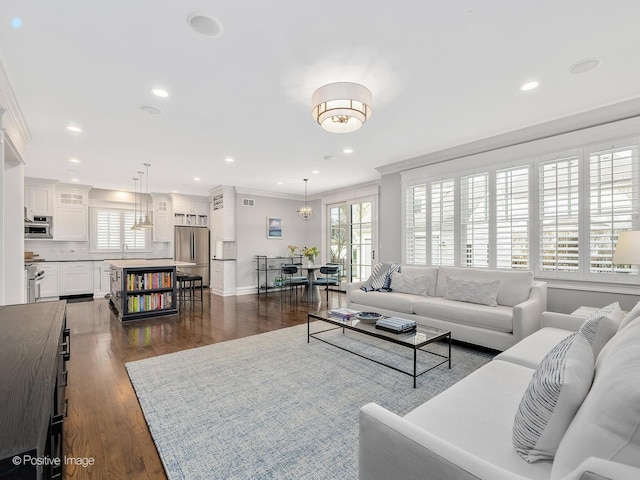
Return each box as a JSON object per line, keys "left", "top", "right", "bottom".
{"left": 347, "top": 266, "right": 547, "bottom": 351}
{"left": 359, "top": 304, "right": 640, "bottom": 480}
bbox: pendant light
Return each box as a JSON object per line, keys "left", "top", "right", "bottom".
{"left": 136, "top": 170, "right": 145, "bottom": 229}
{"left": 140, "top": 163, "right": 154, "bottom": 228}
{"left": 131, "top": 176, "right": 141, "bottom": 230}
{"left": 297, "top": 178, "right": 314, "bottom": 220}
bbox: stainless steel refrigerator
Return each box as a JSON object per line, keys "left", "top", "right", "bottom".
{"left": 174, "top": 226, "right": 210, "bottom": 286}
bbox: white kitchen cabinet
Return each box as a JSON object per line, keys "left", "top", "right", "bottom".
{"left": 24, "top": 180, "right": 54, "bottom": 217}
{"left": 93, "top": 261, "right": 112, "bottom": 296}
{"left": 172, "top": 194, "right": 208, "bottom": 226}
{"left": 210, "top": 187, "right": 235, "bottom": 241}
{"left": 59, "top": 261, "right": 93, "bottom": 295}
{"left": 55, "top": 206, "right": 88, "bottom": 241}
{"left": 151, "top": 194, "right": 172, "bottom": 242}
{"left": 39, "top": 262, "right": 59, "bottom": 299}
{"left": 211, "top": 260, "right": 236, "bottom": 296}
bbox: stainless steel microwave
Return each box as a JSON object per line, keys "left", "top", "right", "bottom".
{"left": 25, "top": 216, "right": 53, "bottom": 239}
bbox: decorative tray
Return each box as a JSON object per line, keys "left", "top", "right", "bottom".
{"left": 356, "top": 312, "right": 383, "bottom": 323}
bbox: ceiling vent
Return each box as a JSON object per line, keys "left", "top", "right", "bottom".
{"left": 242, "top": 198, "right": 255, "bottom": 207}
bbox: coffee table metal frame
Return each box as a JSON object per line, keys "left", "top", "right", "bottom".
{"left": 307, "top": 311, "right": 451, "bottom": 388}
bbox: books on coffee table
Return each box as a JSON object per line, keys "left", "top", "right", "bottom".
{"left": 327, "top": 308, "right": 359, "bottom": 320}
{"left": 375, "top": 316, "right": 417, "bottom": 333}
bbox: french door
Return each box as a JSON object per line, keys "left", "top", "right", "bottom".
{"left": 327, "top": 197, "right": 377, "bottom": 290}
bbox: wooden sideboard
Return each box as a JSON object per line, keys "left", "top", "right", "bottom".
{"left": 0, "top": 301, "right": 69, "bottom": 480}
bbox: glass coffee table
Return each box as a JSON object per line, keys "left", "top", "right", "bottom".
{"left": 307, "top": 311, "right": 451, "bottom": 388}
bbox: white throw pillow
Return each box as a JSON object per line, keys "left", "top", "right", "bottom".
{"left": 513, "top": 332, "right": 595, "bottom": 463}
{"left": 444, "top": 277, "right": 500, "bottom": 307}
{"left": 551, "top": 316, "right": 640, "bottom": 479}
{"left": 389, "top": 273, "right": 429, "bottom": 296}
{"left": 617, "top": 300, "right": 640, "bottom": 332}
{"left": 577, "top": 302, "right": 624, "bottom": 359}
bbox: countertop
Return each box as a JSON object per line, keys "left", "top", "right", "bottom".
{"left": 106, "top": 259, "right": 196, "bottom": 268}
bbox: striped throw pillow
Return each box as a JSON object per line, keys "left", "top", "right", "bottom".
{"left": 577, "top": 302, "right": 623, "bottom": 359}
{"left": 360, "top": 263, "right": 400, "bottom": 292}
{"left": 513, "top": 332, "right": 595, "bottom": 462}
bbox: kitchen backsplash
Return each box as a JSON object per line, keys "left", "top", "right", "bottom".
{"left": 25, "top": 240, "right": 172, "bottom": 261}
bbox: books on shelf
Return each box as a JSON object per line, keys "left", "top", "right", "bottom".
{"left": 127, "top": 292, "right": 174, "bottom": 313}
{"left": 127, "top": 272, "right": 173, "bottom": 291}
{"left": 327, "top": 308, "right": 359, "bottom": 320}
{"left": 375, "top": 317, "right": 417, "bottom": 333}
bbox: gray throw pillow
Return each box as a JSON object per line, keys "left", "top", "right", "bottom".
{"left": 389, "top": 273, "right": 429, "bottom": 296}
{"left": 577, "top": 302, "right": 623, "bottom": 359}
{"left": 360, "top": 262, "right": 401, "bottom": 292}
{"left": 444, "top": 276, "right": 500, "bottom": 307}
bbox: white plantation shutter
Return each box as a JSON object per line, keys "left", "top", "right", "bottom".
{"left": 539, "top": 155, "right": 580, "bottom": 275}
{"left": 496, "top": 166, "right": 529, "bottom": 269}
{"left": 461, "top": 173, "right": 489, "bottom": 267}
{"left": 406, "top": 183, "right": 428, "bottom": 264}
{"left": 96, "top": 210, "right": 121, "bottom": 250}
{"left": 432, "top": 179, "right": 455, "bottom": 266}
{"left": 93, "top": 208, "right": 147, "bottom": 251}
{"left": 588, "top": 141, "right": 639, "bottom": 276}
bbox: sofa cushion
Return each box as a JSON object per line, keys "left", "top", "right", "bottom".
{"left": 401, "top": 266, "right": 439, "bottom": 297}
{"left": 577, "top": 302, "right": 624, "bottom": 359}
{"left": 617, "top": 300, "right": 640, "bottom": 332}
{"left": 513, "top": 332, "right": 594, "bottom": 462}
{"left": 444, "top": 277, "right": 500, "bottom": 307}
{"left": 360, "top": 262, "right": 400, "bottom": 292}
{"left": 551, "top": 313, "right": 640, "bottom": 480}
{"left": 412, "top": 297, "right": 513, "bottom": 333}
{"left": 435, "top": 266, "right": 533, "bottom": 307}
{"left": 349, "top": 289, "right": 417, "bottom": 314}
{"left": 404, "top": 360, "right": 552, "bottom": 480}
{"left": 389, "top": 272, "right": 428, "bottom": 296}
{"left": 495, "top": 327, "right": 574, "bottom": 369}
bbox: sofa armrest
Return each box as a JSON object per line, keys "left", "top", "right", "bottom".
{"left": 346, "top": 281, "right": 366, "bottom": 305}
{"left": 511, "top": 281, "right": 547, "bottom": 342}
{"left": 558, "top": 456, "right": 640, "bottom": 480}
{"left": 541, "top": 312, "right": 585, "bottom": 332}
{"left": 359, "top": 403, "right": 529, "bottom": 480}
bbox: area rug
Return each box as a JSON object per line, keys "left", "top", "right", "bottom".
{"left": 126, "top": 323, "right": 495, "bottom": 480}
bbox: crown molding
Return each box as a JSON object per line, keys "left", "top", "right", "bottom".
{"left": 0, "top": 60, "right": 31, "bottom": 162}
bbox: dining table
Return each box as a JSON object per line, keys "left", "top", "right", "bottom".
{"left": 299, "top": 265, "right": 321, "bottom": 302}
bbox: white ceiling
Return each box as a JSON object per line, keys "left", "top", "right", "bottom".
{"left": 2, "top": 1, "right": 640, "bottom": 198}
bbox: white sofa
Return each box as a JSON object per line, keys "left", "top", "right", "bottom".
{"left": 347, "top": 266, "right": 547, "bottom": 351}
{"left": 359, "top": 305, "right": 640, "bottom": 480}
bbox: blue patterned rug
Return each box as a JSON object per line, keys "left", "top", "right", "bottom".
{"left": 126, "top": 323, "right": 495, "bottom": 480}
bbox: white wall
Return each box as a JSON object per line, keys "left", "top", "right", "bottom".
{"left": 235, "top": 192, "right": 321, "bottom": 293}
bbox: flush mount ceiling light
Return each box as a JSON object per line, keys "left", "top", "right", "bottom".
{"left": 66, "top": 125, "right": 82, "bottom": 133}
{"left": 312, "top": 82, "right": 372, "bottom": 133}
{"left": 569, "top": 58, "right": 601, "bottom": 75}
{"left": 152, "top": 88, "right": 169, "bottom": 98}
{"left": 297, "top": 178, "right": 315, "bottom": 221}
{"left": 187, "top": 12, "right": 224, "bottom": 37}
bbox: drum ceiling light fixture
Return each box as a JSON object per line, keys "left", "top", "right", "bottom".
{"left": 312, "top": 82, "right": 372, "bottom": 133}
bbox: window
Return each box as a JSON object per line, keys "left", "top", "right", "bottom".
{"left": 496, "top": 166, "right": 529, "bottom": 269}
{"left": 403, "top": 135, "right": 640, "bottom": 284}
{"left": 93, "top": 208, "right": 148, "bottom": 251}
{"left": 431, "top": 179, "right": 455, "bottom": 266}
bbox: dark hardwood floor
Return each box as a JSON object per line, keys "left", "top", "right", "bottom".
{"left": 63, "top": 290, "right": 346, "bottom": 479}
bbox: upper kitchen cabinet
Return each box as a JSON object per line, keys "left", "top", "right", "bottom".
{"left": 172, "top": 193, "right": 208, "bottom": 227}
{"left": 151, "top": 193, "right": 171, "bottom": 242}
{"left": 54, "top": 184, "right": 91, "bottom": 241}
{"left": 209, "top": 186, "right": 236, "bottom": 241}
{"left": 24, "top": 178, "right": 55, "bottom": 217}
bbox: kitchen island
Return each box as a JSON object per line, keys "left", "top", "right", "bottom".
{"left": 107, "top": 259, "right": 195, "bottom": 321}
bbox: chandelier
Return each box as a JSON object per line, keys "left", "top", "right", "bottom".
{"left": 312, "top": 82, "right": 372, "bottom": 133}
{"left": 297, "top": 178, "right": 314, "bottom": 221}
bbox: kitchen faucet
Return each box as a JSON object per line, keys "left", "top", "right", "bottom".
{"left": 121, "top": 243, "right": 129, "bottom": 259}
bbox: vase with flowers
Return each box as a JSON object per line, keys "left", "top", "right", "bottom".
{"left": 287, "top": 245, "right": 298, "bottom": 257}
{"left": 302, "top": 246, "right": 320, "bottom": 266}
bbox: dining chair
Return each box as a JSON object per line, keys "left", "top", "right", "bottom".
{"left": 280, "top": 264, "right": 307, "bottom": 302}
{"left": 311, "top": 265, "right": 340, "bottom": 303}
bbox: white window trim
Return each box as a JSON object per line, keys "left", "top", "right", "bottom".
{"left": 89, "top": 206, "right": 151, "bottom": 253}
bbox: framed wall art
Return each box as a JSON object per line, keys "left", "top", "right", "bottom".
{"left": 267, "top": 216, "right": 283, "bottom": 239}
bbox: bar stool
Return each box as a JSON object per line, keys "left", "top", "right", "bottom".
{"left": 177, "top": 272, "right": 203, "bottom": 310}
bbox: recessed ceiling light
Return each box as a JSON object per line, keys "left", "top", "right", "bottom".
{"left": 139, "top": 105, "right": 163, "bottom": 115}
{"left": 520, "top": 81, "right": 539, "bottom": 92}
{"left": 187, "top": 12, "right": 223, "bottom": 37}
{"left": 569, "top": 58, "right": 600, "bottom": 75}
{"left": 312, "top": 170, "right": 320, "bottom": 174}
{"left": 323, "top": 155, "right": 336, "bottom": 161}
{"left": 71, "top": 178, "right": 79, "bottom": 183}
{"left": 152, "top": 88, "right": 169, "bottom": 98}
{"left": 194, "top": 177, "right": 201, "bottom": 181}
{"left": 343, "top": 148, "right": 354, "bottom": 154}
{"left": 224, "top": 157, "right": 234, "bottom": 163}
{"left": 69, "top": 158, "right": 80, "bottom": 163}
{"left": 66, "top": 125, "right": 82, "bottom": 133}
{"left": 277, "top": 181, "right": 284, "bottom": 185}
